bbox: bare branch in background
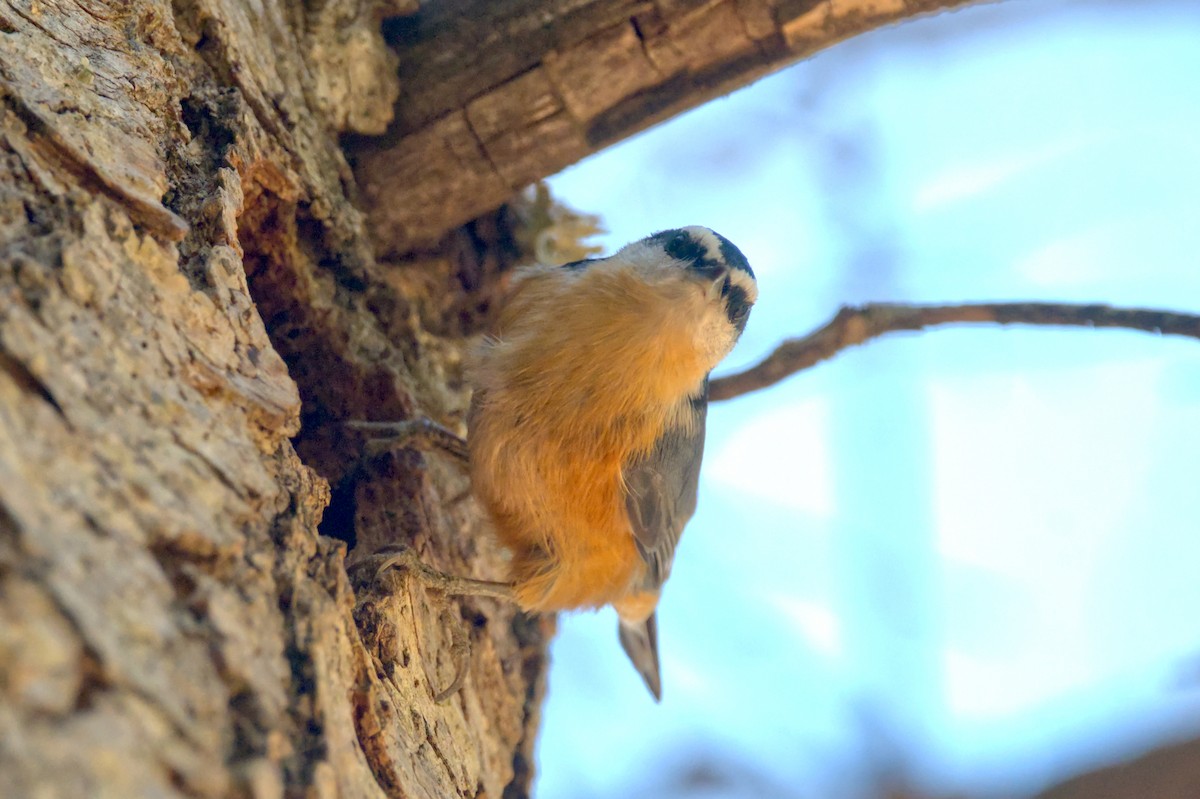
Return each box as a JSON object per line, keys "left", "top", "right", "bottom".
{"left": 710, "top": 302, "right": 1200, "bottom": 401}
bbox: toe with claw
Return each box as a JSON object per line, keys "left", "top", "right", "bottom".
{"left": 347, "top": 418, "right": 469, "bottom": 463}
{"left": 368, "top": 545, "right": 515, "bottom": 702}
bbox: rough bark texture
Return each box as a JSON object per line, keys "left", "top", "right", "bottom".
{"left": 0, "top": 1, "right": 545, "bottom": 797}
{"left": 350, "top": 0, "right": 979, "bottom": 256}
{"left": 3, "top": 0, "right": 1192, "bottom": 798}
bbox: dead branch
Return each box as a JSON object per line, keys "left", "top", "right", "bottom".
{"left": 353, "top": 0, "right": 982, "bottom": 254}
{"left": 709, "top": 302, "right": 1200, "bottom": 401}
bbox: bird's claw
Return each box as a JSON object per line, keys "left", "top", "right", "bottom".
{"left": 367, "top": 545, "right": 514, "bottom": 703}
{"left": 347, "top": 418, "right": 469, "bottom": 464}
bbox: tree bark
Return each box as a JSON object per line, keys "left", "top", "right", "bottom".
{"left": 350, "top": 0, "right": 979, "bottom": 256}
{"left": 10, "top": 1, "right": 1193, "bottom": 799}
{"left": 0, "top": 1, "right": 544, "bottom": 797}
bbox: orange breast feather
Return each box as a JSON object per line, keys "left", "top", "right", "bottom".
{"left": 469, "top": 265, "right": 712, "bottom": 612}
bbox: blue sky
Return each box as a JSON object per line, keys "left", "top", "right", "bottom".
{"left": 534, "top": 2, "right": 1200, "bottom": 796}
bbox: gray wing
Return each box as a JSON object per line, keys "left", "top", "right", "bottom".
{"left": 623, "top": 387, "right": 708, "bottom": 589}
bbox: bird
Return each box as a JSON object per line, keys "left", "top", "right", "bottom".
{"left": 465, "top": 225, "right": 757, "bottom": 699}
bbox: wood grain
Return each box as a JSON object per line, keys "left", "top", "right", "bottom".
{"left": 0, "top": 1, "right": 545, "bottom": 797}
{"left": 353, "top": 0, "right": 981, "bottom": 254}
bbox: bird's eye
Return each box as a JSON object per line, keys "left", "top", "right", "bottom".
{"left": 661, "top": 231, "right": 705, "bottom": 264}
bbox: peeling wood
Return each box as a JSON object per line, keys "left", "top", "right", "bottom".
{"left": 354, "top": 0, "right": 981, "bottom": 253}
{"left": 0, "top": 1, "right": 545, "bottom": 798}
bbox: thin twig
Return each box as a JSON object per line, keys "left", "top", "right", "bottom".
{"left": 709, "top": 302, "right": 1200, "bottom": 402}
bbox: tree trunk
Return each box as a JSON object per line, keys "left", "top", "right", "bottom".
{"left": 12, "top": 1, "right": 1184, "bottom": 799}
{"left": 0, "top": 1, "right": 546, "bottom": 796}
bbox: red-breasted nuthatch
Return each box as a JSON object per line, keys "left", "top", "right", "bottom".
{"left": 469, "top": 226, "right": 757, "bottom": 699}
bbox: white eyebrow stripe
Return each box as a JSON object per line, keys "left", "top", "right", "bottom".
{"left": 682, "top": 226, "right": 724, "bottom": 261}
{"left": 727, "top": 265, "right": 759, "bottom": 302}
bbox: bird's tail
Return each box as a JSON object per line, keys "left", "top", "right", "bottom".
{"left": 618, "top": 612, "right": 662, "bottom": 701}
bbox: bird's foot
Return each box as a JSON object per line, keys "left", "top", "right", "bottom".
{"left": 373, "top": 546, "right": 514, "bottom": 602}
{"left": 366, "top": 545, "right": 515, "bottom": 702}
{"left": 347, "top": 418, "right": 469, "bottom": 464}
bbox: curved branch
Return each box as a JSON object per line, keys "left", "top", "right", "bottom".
{"left": 709, "top": 302, "right": 1200, "bottom": 402}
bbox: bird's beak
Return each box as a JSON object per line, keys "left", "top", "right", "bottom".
{"left": 689, "top": 262, "right": 728, "bottom": 301}
{"left": 705, "top": 270, "right": 728, "bottom": 302}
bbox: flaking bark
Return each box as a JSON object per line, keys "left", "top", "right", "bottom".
{"left": 0, "top": 1, "right": 544, "bottom": 797}
{"left": 351, "top": 0, "right": 981, "bottom": 255}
